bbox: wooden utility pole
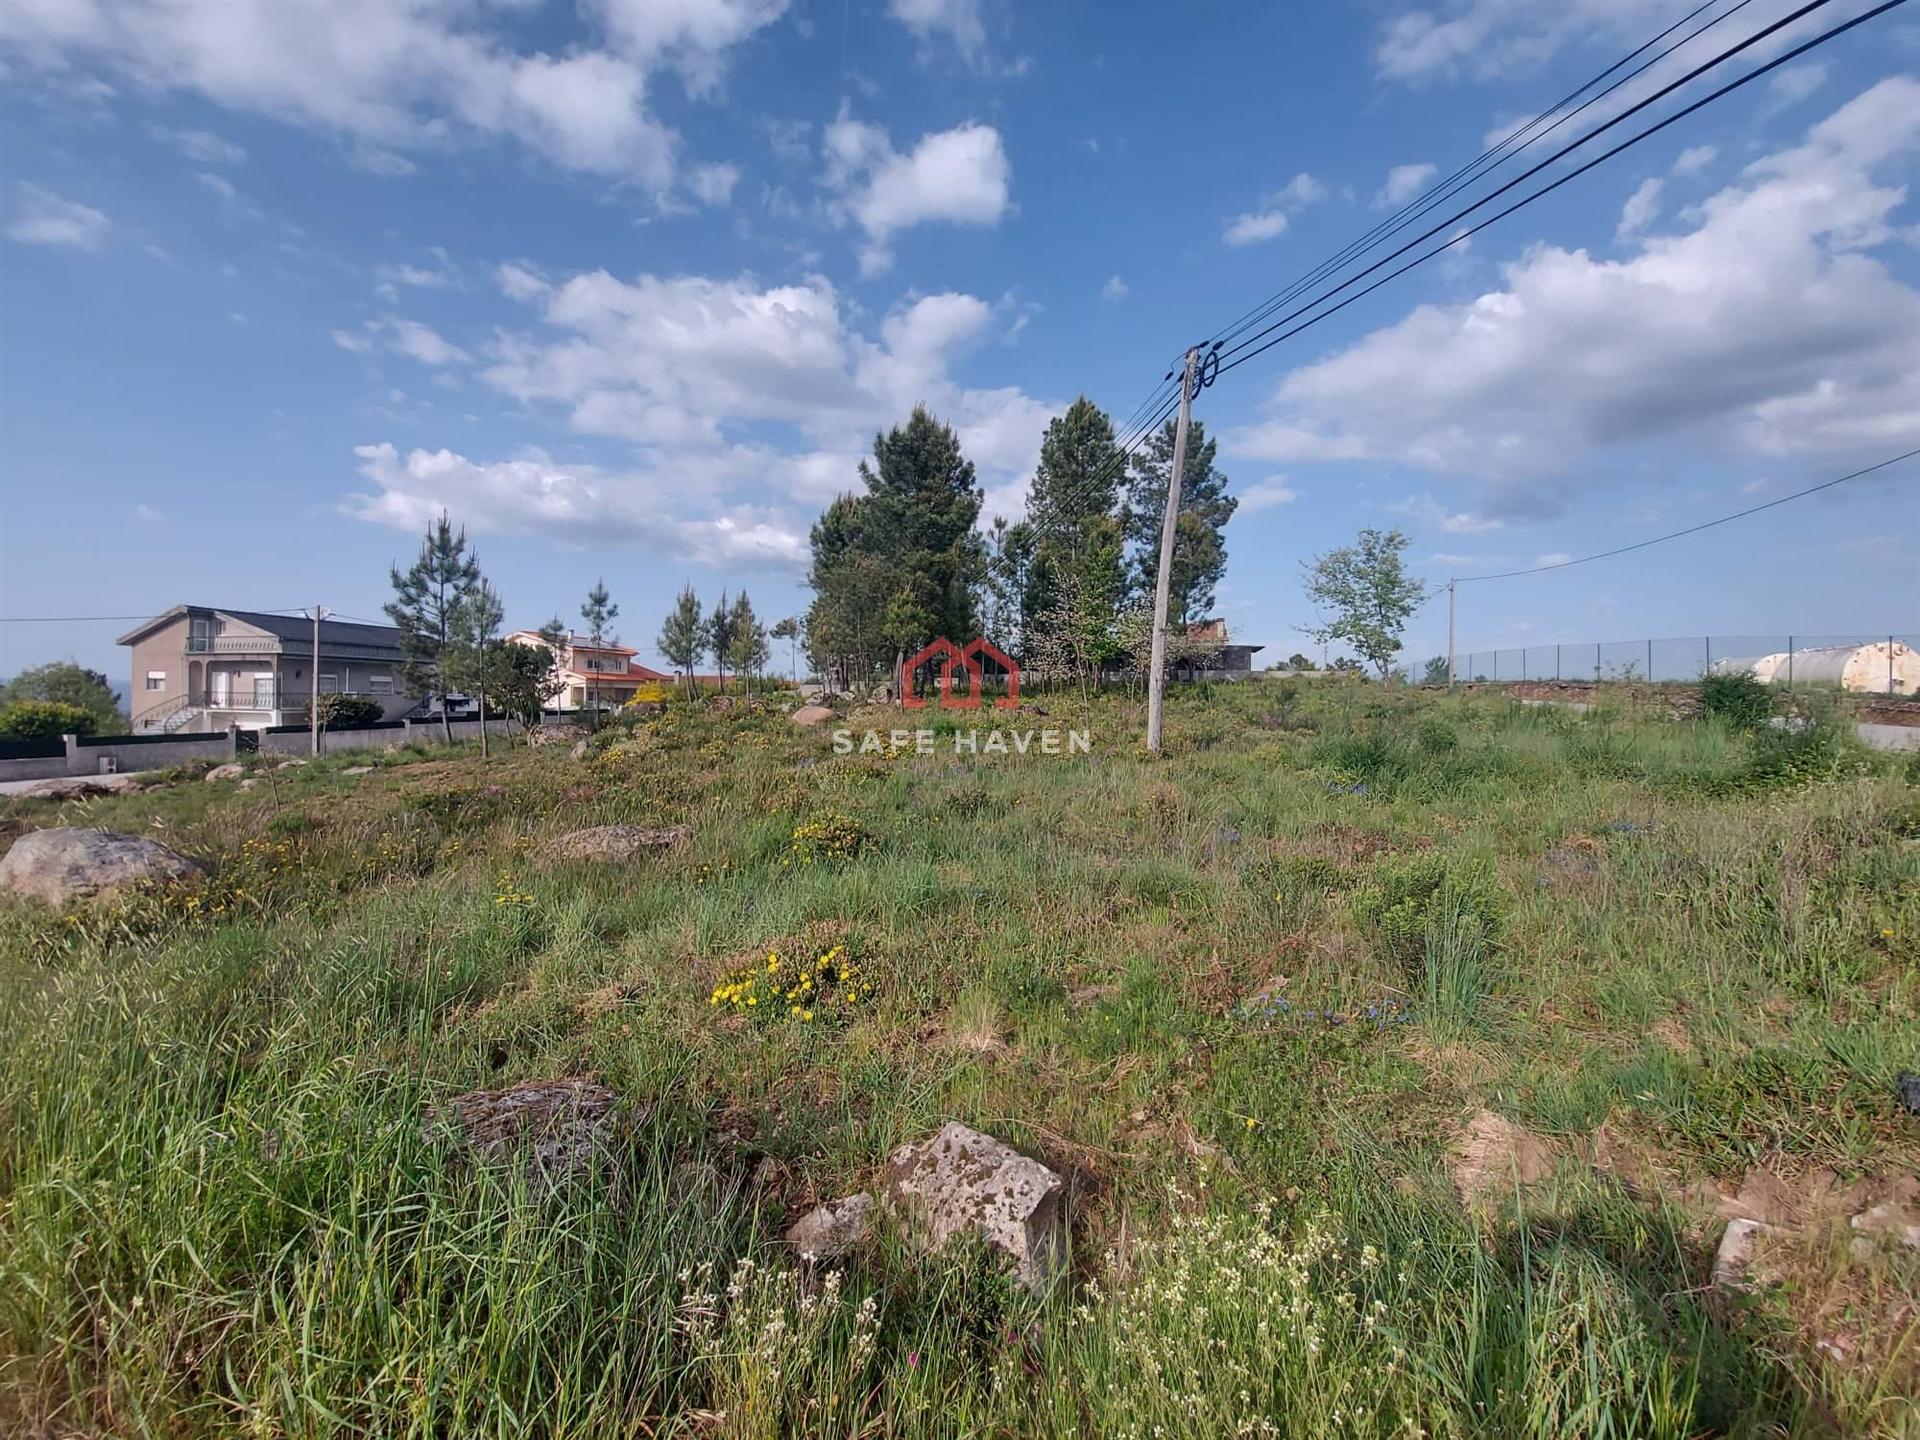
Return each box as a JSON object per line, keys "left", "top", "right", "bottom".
{"left": 308, "top": 604, "right": 329, "bottom": 757}
{"left": 1146, "top": 346, "right": 1201, "bottom": 753}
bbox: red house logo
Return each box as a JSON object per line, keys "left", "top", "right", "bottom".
{"left": 901, "top": 636, "right": 1020, "bottom": 710}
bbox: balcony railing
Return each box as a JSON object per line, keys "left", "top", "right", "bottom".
{"left": 186, "top": 634, "right": 279, "bottom": 654}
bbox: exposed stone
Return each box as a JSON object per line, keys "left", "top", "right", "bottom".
{"left": 205, "top": 763, "right": 246, "bottom": 782}
{"left": 542, "top": 823, "right": 692, "bottom": 863}
{"left": 238, "top": 778, "right": 258, "bottom": 791}
{"left": 1450, "top": 1109, "right": 1557, "bottom": 1207}
{"left": 0, "top": 828, "right": 208, "bottom": 906}
{"left": 1712, "top": 1217, "right": 1768, "bottom": 1293}
{"left": 342, "top": 766, "right": 374, "bottom": 776}
{"left": 1850, "top": 1201, "right": 1920, "bottom": 1253}
{"left": 791, "top": 704, "right": 835, "bottom": 727}
{"left": 20, "top": 774, "right": 145, "bottom": 799}
{"left": 527, "top": 724, "right": 577, "bottom": 748}
{"left": 428, "top": 1077, "right": 624, "bottom": 1185}
{"left": 880, "top": 1121, "right": 1065, "bottom": 1291}
{"left": 786, "top": 1194, "right": 876, "bottom": 1260}
{"left": 1897, "top": 1071, "right": 1920, "bottom": 1116}
{"left": 569, "top": 738, "right": 590, "bottom": 760}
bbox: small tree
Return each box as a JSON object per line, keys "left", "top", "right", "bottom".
{"left": 313, "top": 693, "right": 384, "bottom": 729}
{"left": 1286, "top": 652, "right": 1313, "bottom": 672}
{"left": 1302, "top": 528, "right": 1426, "bottom": 683}
{"left": 386, "top": 511, "right": 480, "bottom": 741}
{"left": 1421, "top": 655, "right": 1451, "bottom": 686}
{"left": 770, "top": 616, "right": 799, "bottom": 685}
{"left": 706, "top": 590, "right": 737, "bottom": 695}
{"left": 727, "top": 592, "right": 770, "bottom": 703}
{"left": 0, "top": 699, "right": 93, "bottom": 739}
{"left": 579, "top": 579, "right": 618, "bottom": 725}
{"left": 659, "top": 585, "right": 706, "bottom": 699}
{"left": 449, "top": 578, "right": 504, "bottom": 759}
{"left": 493, "top": 641, "right": 565, "bottom": 741}
{"left": 0, "top": 662, "right": 126, "bottom": 734}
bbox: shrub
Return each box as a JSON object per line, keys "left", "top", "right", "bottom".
{"left": 784, "top": 813, "right": 868, "bottom": 866}
{"left": 709, "top": 943, "right": 870, "bottom": 1024}
{"left": 1351, "top": 853, "right": 1506, "bottom": 970}
{"left": 1698, "top": 671, "right": 1772, "bottom": 730}
{"left": 0, "top": 699, "right": 94, "bottom": 738}
{"left": 314, "top": 692, "right": 385, "bottom": 728}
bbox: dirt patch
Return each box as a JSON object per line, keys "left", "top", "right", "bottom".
{"left": 1450, "top": 1109, "right": 1558, "bottom": 1207}
{"left": 1648, "top": 1018, "right": 1691, "bottom": 1056}
{"left": 1854, "top": 697, "right": 1920, "bottom": 727}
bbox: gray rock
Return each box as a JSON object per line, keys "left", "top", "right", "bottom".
{"left": 342, "top": 766, "right": 375, "bottom": 776}
{"left": 786, "top": 1194, "right": 876, "bottom": 1260}
{"left": 429, "top": 1077, "right": 624, "bottom": 1187}
{"left": 1712, "top": 1218, "right": 1767, "bottom": 1293}
{"left": 1850, "top": 1202, "right": 1920, "bottom": 1253}
{"left": 20, "top": 774, "right": 144, "bottom": 800}
{"left": 0, "top": 828, "right": 208, "bottom": 906}
{"left": 569, "top": 738, "right": 591, "bottom": 760}
{"left": 542, "top": 823, "right": 692, "bottom": 863}
{"left": 1897, "top": 1071, "right": 1920, "bottom": 1116}
{"left": 527, "top": 725, "right": 576, "bottom": 748}
{"left": 238, "top": 778, "right": 258, "bottom": 791}
{"left": 205, "top": 763, "right": 246, "bottom": 782}
{"left": 790, "top": 704, "right": 835, "bottom": 727}
{"left": 881, "top": 1122, "right": 1064, "bottom": 1291}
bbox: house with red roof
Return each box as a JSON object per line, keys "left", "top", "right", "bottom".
{"left": 504, "top": 629, "right": 670, "bottom": 712}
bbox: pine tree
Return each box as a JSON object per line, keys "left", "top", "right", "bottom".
{"left": 726, "top": 592, "right": 770, "bottom": 702}
{"left": 448, "top": 578, "right": 504, "bottom": 759}
{"left": 384, "top": 511, "right": 480, "bottom": 741}
{"left": 1027, "top": 397, "right": 1126, "bottom": 641}
{"left": 707, "top": 589, "right": 736, "bottom": 694}
{"left": 658, "top": 585, "right": 706, "bottom": 698}
{"left": 579, "top": 579, "right": 618, "bottom": 724}
{"left": 1120, "top": 418, "right": 1238, "bottom": 624}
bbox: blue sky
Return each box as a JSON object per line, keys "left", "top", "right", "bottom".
{"left": 2, "top": 0, "right": 1917, "bottom": 684}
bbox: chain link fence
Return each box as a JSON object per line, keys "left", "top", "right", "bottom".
{"left": 1450, "top": 633, "right": 1920, "bottom": 695}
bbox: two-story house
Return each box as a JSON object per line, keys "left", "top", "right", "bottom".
{"left": 120, "top": 605, "right": 417, "bottom": 733}
{"left": 504, "top": 630, "right": 670, "bottom": 711}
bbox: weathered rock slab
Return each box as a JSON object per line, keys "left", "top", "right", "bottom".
{"left": 429, "top": 1077, "right": 623, "bottom": 1185}
{"left": 20, "top": 774, "right": 145, "bottom": 800}
{"left": 790, "top": 704, "right": 835, "bottom": 727}
{"left": 0, "top": 828, "right": 208, "bottom": 906}
{"left": 205, "top": 763, "right": 246, "bottom": 782}
{"left": 542, "top": 824, "right": 692, "bottom": 863}
{"left": 1712, "top": 1217, "right": 1768, "bottom": 1293}
{"left": 881, "top": 1121, "right": 1064, "bottom": 1291}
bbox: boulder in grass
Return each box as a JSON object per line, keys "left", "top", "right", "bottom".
{"left": 0, "top": 828, "right": 208, "bottom": 906}
{"left": 542, "top": 823, "right": 692, "bottom": 863}
{"left": 205, "top": 763, "right": 246, "bottom": 782}
{"left": 790, "top": 705, "right": 835, "bottom": 727}
{"left": 785, "top": 1194, "right": 876, "bottom": 1260}
{"left": 880, "top": 1122, "right": 1065, "bottom": 1292}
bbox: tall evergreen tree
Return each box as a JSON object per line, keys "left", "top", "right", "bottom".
{"left": 579, "top": 578, "right": 618, "bottom": 723}
{"left": 726, "top": 592, "right": 770, "bottom": 702}
{"left": 658, "top": 585, "right": 706, "bottom": 698}
{"left": 448, "top": 577, "right": 504, "bottom": 759}
{"left": 706, "top": 588, "right": 736, "bottom": 693}
{"left": 858, "top": 406, "right": 985, "bottom": 648}
{"left": 385, "top": 510, "right": 480, "bottom": 741}
{"left": 1026, "top": 397, "right": 1126, "bottom": 638}
{"left": 1120, "top": 418, "right": 1239, "bottom": 624}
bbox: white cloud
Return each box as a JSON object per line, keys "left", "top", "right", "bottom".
{"left": 1376, "top": 161, "right": 1438, "bottom": 208}
{"left": 0, "top": 0, "right": 785, "bottom": 186}
{"left": 1375, "top": 0, "right": 1701, "bottom": 84}
{"left": 6, "top": 183, "right": 109, "bottom": 250}
{"left": 387, "top": 320, "right": 468, "bottom": 367}
{"left": 1102, "top": 273, "right": 1128, "bottom": 301}
{"left": 1615, "top": 176, "right": 1662, "bottom": 240}
{"left": 1766, "top": 60, "right": 1829, "bottom": 109}
{"left": 1392, "top": 494, "right": 1505, "bottom": 534}
{"left": 348, "top": 442, "right": 808, "bottom": 565}
{"left": 194, "top": 170, "right": 265, "bottom": 221}
{"left": 822, "top": 111, "right": 1011, "bottom": 273}
{"left": 1532, "top": 552, "right": 1573, "bottom": 567}
{"left": 133, "top": 503, "right": 166, "bottom": 523}
{"left": 348, "top": 146, "right": 417, "bottom": 177}
{"left": 1227, "top": 78, "right": 1920, "bottom": 522}
{"left": 149, "top": 124, "right": 246, "bottom": 164}
{"left": 375, "top": 247, "right": 458, "bottom": 298}
{"left": 888, "top": 0, "right": 986, "bottom": 60}
{"left": 331, "top": 328, "right": 374, "bottom": 354}
{"left": 1223, "top": 172, "right": 1324, "bottom": 247}
{"left": 349, "top": 269, "right": 1063, "bottom": 546}
{"left": 687, "top": 161, "right": 740, "bottom": 206}
{"left": 1672, "top": 144, "right": 1717, "bottom": 177}
{"left": 1238, "top": 477, "right": 1298, "bottom": 513}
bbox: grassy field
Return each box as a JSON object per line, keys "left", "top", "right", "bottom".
{"left": 2, "top": 680, "right": 1916, "bottom": 1438}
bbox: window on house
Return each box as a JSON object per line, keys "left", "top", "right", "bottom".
{"left": 367, "top": 675, "right": 392, "bottom": 694}
{"left": 145, "top": 671, "right": 166, "bottom": 690}
{"left": 318, "top": 673, "right": 338, "bottom": 693}
{"left": 253, "top": 675, "right": 276, "bottom": 707}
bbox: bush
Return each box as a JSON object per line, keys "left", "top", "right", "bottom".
{"left": 1351, "top": 853, "right": 1506, "bottom": 970}
{"left": 314, "top": 692, "right": 385, "bottom": 728}
{"left": 1698, "top": 671, "right": 1772, "bottom": 730}
{"left": 0, "top": 699, "right": 94, "bottom": 738}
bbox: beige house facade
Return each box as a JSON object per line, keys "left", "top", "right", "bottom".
{"left": 120, "top": 606, "right": 417, "bottom": 733}
{"left": 504, "top": 630, "right": 671, "bottom": 711}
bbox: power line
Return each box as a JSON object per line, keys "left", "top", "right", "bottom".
{"left": 1212, "top": 0, "right": 1880, "bottom": 378}
{"left": 1207, "top": 0, "right": 1749, "bottom": 356}
{"left": 0, "top": 608, "right": 313, "bottom": 623}
{"left": 1454, "top": 448, "right": 1919, "bottom": 583}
